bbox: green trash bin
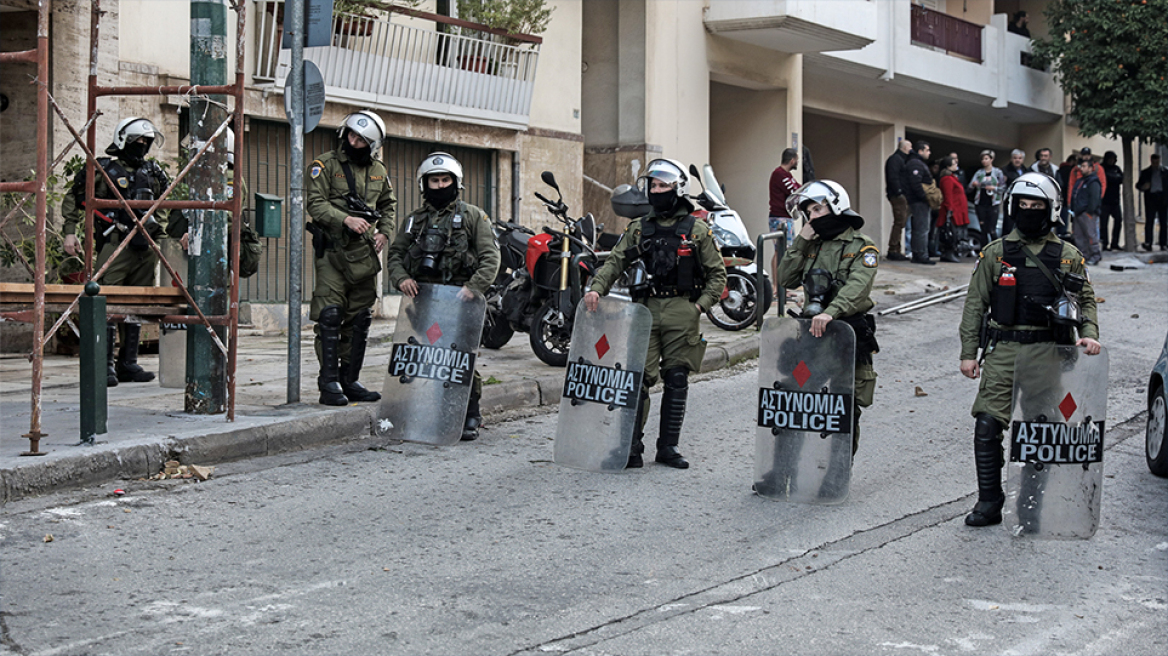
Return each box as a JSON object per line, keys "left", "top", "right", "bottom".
{"left": 254, "top": 193, "right": 283, "bottom": 238}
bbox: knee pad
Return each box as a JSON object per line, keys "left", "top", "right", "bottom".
{"left": 662, "top": 366, "right": 688, "bottom": 391}
{"left": 974, "top": 413, "right": 1003, "bottom": 443}
{"left": 318, "top": 305, "right": 343, "bottom": 329}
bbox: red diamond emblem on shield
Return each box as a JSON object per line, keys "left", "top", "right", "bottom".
{"left": 595, "top": 335, "right": 610, "bottom": 359}
{"left": 793, "top": 360, "right": 811, "bottom": 388}
{"left": 426, "top": 322, "right": 443, "bottom": 345}
{"left": 1059, "top": 393, "right": 1077, "bottom": 421}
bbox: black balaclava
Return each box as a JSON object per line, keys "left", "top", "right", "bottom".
{"left": 423, "top": 177, "right": 459, "bottom": 209}
{"left": 810, "top": 213, "right": 852, "bottom": 240}
{"left": 342, "top": 133, "right": 372, "bottom": 166}
{"left": 1014, "top": 201, "right": 1050, "bottom": 238}
{"left": 122, "top": 139, "right": 151, "bottom": 166}
{"left": 648, "top": 190, "right": 678, "bottom": 215}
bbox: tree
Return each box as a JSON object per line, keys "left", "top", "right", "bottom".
{"left": 1031, "top": 0, "right": 1168, "bottom": 251}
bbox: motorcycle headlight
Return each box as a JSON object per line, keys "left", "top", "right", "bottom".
{"left": 711, "top": 223, "right": 742, "bottom": 248}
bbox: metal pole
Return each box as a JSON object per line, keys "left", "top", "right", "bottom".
{"left": 287, "top": 0, "right": 306, "bottom": 404}
{"left": 755, "top": 229, "right": 787, "bottom": 331}
{"left": 22, "top": 0, "right": 52, "bottom": 455}
{"left": 876, "top": 284, "right": 969, "bottom": 316}
{"left": 78, "top": 282, "right": 107, "bottom": 445}
{"left": 186, "top": 0, "right": 229, "bottom": 414}
{"left": 891, "top": 290, "right": 968, "bottom": 315}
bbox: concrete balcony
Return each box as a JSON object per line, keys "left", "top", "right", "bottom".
{"left": 704, "top": 0, "right": 877, "bottom": 53}
{"left": 807, "top": 5, "right": 1060, "bottom": 120}
{"left": 252, "top": 0, "right": 540, "bottom": 130}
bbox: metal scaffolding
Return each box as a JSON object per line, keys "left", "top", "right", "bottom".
{"left": 0, "top": 0, "right": 248, "bottom": 454}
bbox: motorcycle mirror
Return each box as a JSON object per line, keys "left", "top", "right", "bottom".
{"left": 689, "top": 163, "right": 702, "bottom": 181}
{"left": 541, "top": 171, "right": 559, "bottom": 191}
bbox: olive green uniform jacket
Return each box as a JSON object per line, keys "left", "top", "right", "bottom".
{"left": 384, "top": 200, "right": 500, "bottom": 296}
{"left": 959, "top": 230, "right": 1099, "bottom": 423}
{"left": 306, "top": 147, "right": 397, "bottom": 363}
{"left": 776, "top": 227, "right": 880, "bottom": 410}
{"left": 588, "top": 207, "right": 727, "bottom": 386}
{"left": 385, "top": 198, "right": 500, "bottom": 400}
{"left": 61, "top": 156, "right": 172, "bottom": 287}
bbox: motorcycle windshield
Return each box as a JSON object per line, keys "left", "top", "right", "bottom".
{"left": 702, "top": 165, "right": 728, "bottom": 208}
{"left": 709, "top": 210, "right": 751, "bottom": 248}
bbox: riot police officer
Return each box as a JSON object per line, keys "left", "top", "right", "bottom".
{"left": 959, "top": 172, "right": 1102, "bottom": 527}
{"left": 61, "top": 117, "right": 174, "bottom": 387}
{"left": 776, "top": 180, "right": 881, "bottom": 455}
{"left": 385, "top": 152, "right": 500, "bottom": 440}
{"left": 584, "top": 158, "right": 727, "bottom": 469}
{"left": 306, "top": 110, "right": 397, "bottom": 406}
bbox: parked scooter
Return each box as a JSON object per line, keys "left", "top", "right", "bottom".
{"left": 689, "top": 164, "right": 772, "bottom": 331}
{"left": 481, "top": 172, "right": 599, "bottom": 367}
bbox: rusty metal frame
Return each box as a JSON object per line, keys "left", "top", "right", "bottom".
{"left": 0, "top": 0, "right": 249, "bottom": 455}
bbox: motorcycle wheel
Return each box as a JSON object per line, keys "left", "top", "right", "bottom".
{"left": 481, "top": 307, "right": 514, "bottom": 349}
{"left": 706, "top": 270, "right": 772, "bottom": 331}
{"left": 529, "top": 299, "right": 571, "bottom": 367}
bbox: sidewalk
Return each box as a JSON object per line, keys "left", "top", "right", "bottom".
{"left": 0, "top": 260, "right": 979, "bottom": 502}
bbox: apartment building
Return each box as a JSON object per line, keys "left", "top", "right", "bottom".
{"left": 0, "top": 0, "right": 1147, "bottom": 321}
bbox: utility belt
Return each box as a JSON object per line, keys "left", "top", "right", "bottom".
{"left": 987, "top": 328, "right": 1054, "bottom": 344}
{"left": 632, "top": 284, "right": 700, "bottom": 301}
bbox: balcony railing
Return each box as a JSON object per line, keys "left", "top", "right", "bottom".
{"left": 910, "top": 4, "right": 982, "bottom": 63}
{"left": 253, "top": 0, "right": 541, "bottom": 129}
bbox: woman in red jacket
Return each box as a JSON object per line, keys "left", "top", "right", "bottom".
{"left": 937, "top": 155, "right": 969, "bottom": 262}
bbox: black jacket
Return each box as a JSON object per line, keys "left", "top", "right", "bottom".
{"left": 885, "top": 150, "right": 908, "bottom": 199}
{"left": 1137, "top": 164, "right": 1168, "bottom": 196}
{"left": 902, "top": 153, "right": 933, "bottom": 204}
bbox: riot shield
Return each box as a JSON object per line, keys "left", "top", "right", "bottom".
{"left": 378, "top": 283, "right": 486, "bottom": 446}
{"left": 754, "top": 317, "right": 856, "bottom": 504}
{"left": 554, "top": 297, "right": 652, "bottom": 471}
{"left": 1006, "top": 343, "right": 1109, "bottom": 539}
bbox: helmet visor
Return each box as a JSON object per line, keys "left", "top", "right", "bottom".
{"left": 638, "top": 160, "right": 685, "bottom": 189}
{"left": 785, "top": 182, "right": 834, "bottom": 222}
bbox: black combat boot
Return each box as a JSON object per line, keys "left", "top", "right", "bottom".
{"left": 316, "top": 306, "right": 349, "bottom": 406}
{"left": 462, "top": 394, "right": 482, "bottom": 441}
{"left": 966, "top": 414, "right": 1005, "bottom": 527}
{"left": 655, "top": 367, "right": 690, "bottom": 469}
{"left": 106, "top": 324, "right": 119, "bottom": 387}
{"left": 627, "top": 390, "right": 650, "bottom": 468}
{"left": 115, "top": 323, "right": 155, "bottom": 383}
{"left": 339, "top": 309, "right": 381, "bottom": 403}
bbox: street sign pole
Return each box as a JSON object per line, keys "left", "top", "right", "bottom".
{"left": 287, "top": 0, "right": 306, "bottom": 404}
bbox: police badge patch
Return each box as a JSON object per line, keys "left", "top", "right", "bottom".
{"left": 310, "top": 165, "right": 322, "bottom": 179}
{"left": 117, "top": 177, "right": 129, "bottom": 188}
{"left": 860, "top": 245, "right": 879, "bottom": 268}
{"left": 862, "top": 251, "right": 878, "bottom": 268}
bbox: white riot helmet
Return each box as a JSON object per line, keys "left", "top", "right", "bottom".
{"left": 111, "top": 117, "right": 163, "bottom": 151}
{"left": 416, "top": 152, "right": 464, "bottom": 191}
{"left": 785, "top": 180, "right": 862, "bottom": 226}
{"left": 225, "top": 128, "right": 235, "bottom": 167}
{"left": 636, "top": 158, "right": 689, "bottom": 197}
{"left": 338, "top": 110, "right": 386, "bottom": 150}
{"left": 1004, "top": 171, "right": 1062, "bottom": 226}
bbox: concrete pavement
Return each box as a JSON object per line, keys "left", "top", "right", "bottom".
{"left": 1, "top": 249, "right": 1148, "bottom": 503}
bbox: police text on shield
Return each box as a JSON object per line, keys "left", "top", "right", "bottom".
{"left": 757, "top": 388, "right": 853, "bottom": 435}
{"left": 562, "top": 361, "right": 642, "bottom": 409}
{"left": 1009, "top": 420, "right": 1105, "bottom": 464}
{"left": 389, "top": 343, "right": 475, "bottom": 386}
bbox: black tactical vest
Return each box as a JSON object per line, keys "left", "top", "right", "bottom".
{"left": 992, "top": 240, "right": 1064, "bottom": 327}
{"left": 630, "top": 214, "right": 704, "bottom": 297}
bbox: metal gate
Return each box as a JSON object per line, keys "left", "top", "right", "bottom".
{"left": 240, "top": 118, "right": 497, "bottom": 302}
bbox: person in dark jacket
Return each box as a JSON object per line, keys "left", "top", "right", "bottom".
{"left": 1099, "top": 151, "right": 1124, "bottom": 250}
{"left": 1136, "top": 154, "right": 1168, "bottom": 251}
{"left": 884, "top": 139, "right": 912, "bottom": 261}
{"left": 902, "top": 141, "right": 935, "bottom": 265}
{"left": 1070, "top": 158, "right": 1103, "bottom": 264}
{"left": 1056, "top": 153, "right": 1077, "bottom": 236}
{"left": 1001, "top": 149, "right": 1029, "bottom": 236}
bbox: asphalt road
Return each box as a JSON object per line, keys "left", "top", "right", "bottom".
{"left": 2, "top": 263, "right": 1165, "bottom": 656}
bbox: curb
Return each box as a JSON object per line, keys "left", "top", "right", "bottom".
{"left": 0, "top": 337, "right": 761, "bottom": 503}
{"left": 0, "top": 407, "right": 380, "bottom": 504}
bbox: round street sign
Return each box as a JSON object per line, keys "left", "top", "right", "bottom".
{"left": 284, "top": 60, "right": 325, "bottom": 133}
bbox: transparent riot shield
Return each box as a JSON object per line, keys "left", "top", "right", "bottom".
{"left": 755, "top": 317, "right": 855, "bottom": 504}
{"left": 378, "top": 283, "right": 486, "bottom": 446}
{"left": 1006, "top": 343, "right": 1109, "bottom": 539}
{"left": 554, "top": 297, "right": 652, "bottom": 472}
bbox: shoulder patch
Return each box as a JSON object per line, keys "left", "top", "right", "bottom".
{"left": 862, "top": 251, "right": 878, "bottom": 268}
{"left": 310, "top": 162, "right": 323, "bottom": 179}
{"left": 859, "top": 244, "right": 880, "bottom": 254}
